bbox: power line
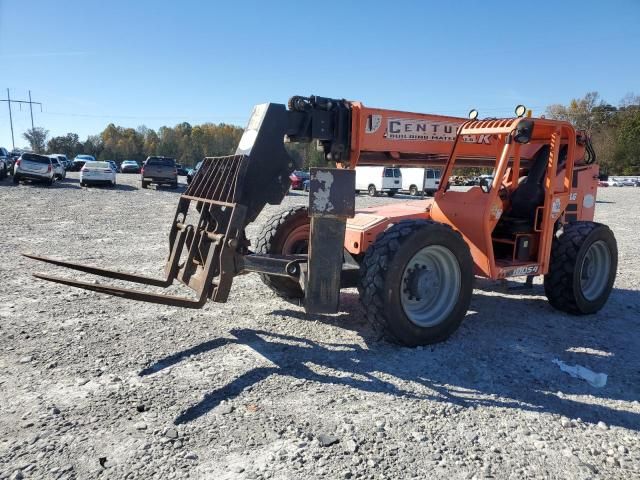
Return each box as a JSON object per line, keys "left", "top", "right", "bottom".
{"left": 0, "top": 89, "right": 43, "bottom": 150}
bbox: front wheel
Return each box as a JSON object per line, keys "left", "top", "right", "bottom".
{"left": 544, "top": 221, "right": 617, "bottom": 314}
{"left": 13, "top": 174, "right": 20, "bottom": 184}
{"left": 255, "top": 206, "right": 310, "bottom": 300}
{"left": 367, "top": 185, "right": 377, "bottom": 197}
{"left": 141, "top": 181, "right": 149, "bottom": 189}
{"left": 409, "top": 185, "right": 418, "bottom": 196}
{"left": 359, "top": 220, "right": 473, "bottom": 346}
{"left": 387, "top": 190, "right": 396, "bottom": 197}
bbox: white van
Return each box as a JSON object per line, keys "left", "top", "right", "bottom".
{"left": 399, "top": 167, "right": 442, "bottom": 196}
{"left": 355, "top": 166, "right": 401, "bottom": 196}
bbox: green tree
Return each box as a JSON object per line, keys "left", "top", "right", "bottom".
{"left": 23, "top": 127, "right": 49, "bottom": 153}
{"left": 614, "top": 108, "right": 640, "bottom": 174}
{"left": 47, "top": 133, "right": 83, "bottom": 157}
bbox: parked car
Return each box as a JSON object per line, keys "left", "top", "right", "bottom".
{"left": 186, "top": 160, "right": 203, "bottom": 184}
{"left": 80, "top": 161, "right": 116, "bottom": 187}
{"left": 289, "top": 170, "right": 310, "bottom": 190}
{"left": 176, "top": 164, "right": 189, "bottom": 176}
{"left": 607, "top": 178, "right": 621, "bottom": 187}
{"left": 141, "top": 156, "right": 177, "bottom": 189}
{"left": 48, "top": 155, "right": 66, "bottom": 180}
{"left": 120, "top": 160, "right": 141, "bottom": 174}
{"left": 49, "top": 153, "right": 70, "bottom": 169}
{"left": 355, "top": 166, "right": 401, "bottom": 196}
{"left": 618, "top": 178, "right": 636, "bottom": 187}
{"left": 13, "top": 153, "right": 56, "bottom": 185}
{"left": 7, "top": 150, "right": 25, "bottom": 172}
{"left": 106, "top": 160, "right": 120, "bottom": 173}
{"left": 69, "top": 154, "right": 96, "bottom": 171}
{"left": 0, "top": 147, "right": 9, "bottom": 179}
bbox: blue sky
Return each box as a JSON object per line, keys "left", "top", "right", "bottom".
{"left": 0, "top": 0, "right": 638, "bottom": 150}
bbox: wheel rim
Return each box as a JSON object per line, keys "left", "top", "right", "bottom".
{"left": 579, "top": 240, "right": 611, "bottom": 301}
{"left": 368, "top": 186, "right": 375, "bottom": 196}
{"left": 282, "top": 224, "right": 309, "bottom": 254}
{"left": 400, "top": 245, "right": 461, "bottom": 327}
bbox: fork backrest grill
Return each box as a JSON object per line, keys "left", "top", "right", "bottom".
{"left": 183, "top": 155, "right": 248, "bottom": 204}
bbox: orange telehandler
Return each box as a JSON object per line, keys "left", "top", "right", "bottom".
{"left": 26, "top": 95, "right": 618, "bottom": 346}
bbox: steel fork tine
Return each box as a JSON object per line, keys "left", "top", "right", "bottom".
{"left": 23, "top": 254, "right": 172, "bottom": 287}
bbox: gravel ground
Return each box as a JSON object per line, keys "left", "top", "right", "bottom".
{"left": 1, "top": 173, "right": 639, "bottom": 480}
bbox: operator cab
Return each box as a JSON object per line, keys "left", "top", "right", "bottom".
{"left": 432, "top": 115, "right": 577, "bottom": 278}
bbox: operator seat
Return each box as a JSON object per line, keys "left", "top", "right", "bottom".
{"left": 495, "top": 145, "right": 550, "bottom": 235}
{"left": 507, "top": 145, "right": 550, "bottom": 220}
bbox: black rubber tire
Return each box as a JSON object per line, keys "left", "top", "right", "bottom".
{"left": 544, "top": 221, "right": 617, "bottom": 315}
{"left": 255, "top": 206, "right": 310, "bottom": 300}
{"left": 368, "top": 185, "right": 377, "bottom": 197}
{"left": 141, "top": 181, "right": 149, "bottom": 189}
{"left": 170, "top": 182, "right": 178, "bottom": 189}
{"left": 409, "top": 185, "right": 418, "bottom": 196}
{"left": 358, "top": 220, "right": 474, "bottom": 346}
{"left": 387, "top": 190, "right": 396, "bottom": 197}
{"left": 0, "top": 166, "right": 6, "bottom": 180}
{"left": 13, "top": 174, "right": 20, "bottom": 184}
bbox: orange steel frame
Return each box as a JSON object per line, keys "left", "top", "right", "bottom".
{"left": 342, "top": 110, "right": 599, "bottom": 280}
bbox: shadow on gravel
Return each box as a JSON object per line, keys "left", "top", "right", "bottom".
{"left": 150, "top": 184, "right": 188, "bottom": 193}
{"left": 141, "top": 288, "right": 640, "bottom": 430}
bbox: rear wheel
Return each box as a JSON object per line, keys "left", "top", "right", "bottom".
{"left": 544, "top": 221, "right": 617, "bottom": 314}
{"left": 409, "top": 185, "right": 418, "bottom": 196}
{"left": 255, "top": 206, "right": 310, "bottom": 300}
{"left": 141, "top": 181, "right": 149, "bottom": 189}
{"left": 368, "top": 184, "right": 377, "bottom": 197}
{"left": 387, "top": 190, "right": 396, "bottom": 197}
{"left": 13, "top": 174, "right": 20, "bottom": 184}
{"left": 170, "top": 181, "right": 178, "bottom": 189}
{"left": 358, "top": 220, "right": 473, "bottom": 346}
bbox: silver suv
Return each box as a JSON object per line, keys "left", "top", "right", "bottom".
{"left": 13, "top": 153, "right": 56, "bottom": 185}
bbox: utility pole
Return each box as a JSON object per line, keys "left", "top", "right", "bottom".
{"left": 29, "top": 90, "right": 35, "bottom": 131}
{"left": 1, "top": 89, "right": 43, "bottom": 150}
{"left": 6, "top": 89, "right": 15, "bottom": 150}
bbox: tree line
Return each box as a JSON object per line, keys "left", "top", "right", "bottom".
{"left": 545, "top": 92, "right": 639, "bottom": 175}
{"left": 19, "top": 91, "right": 639, "bottom": 174}
{"left": 22, "top": 121, "right": 324, "bottom": 170}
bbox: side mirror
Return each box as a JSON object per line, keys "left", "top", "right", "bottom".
{"left": 479, "top": 177, "right": 492, "bottom": 193}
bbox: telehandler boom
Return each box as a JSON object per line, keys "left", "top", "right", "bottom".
{"left": 26, "top": 95, "right": 617, "bottom": 346}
